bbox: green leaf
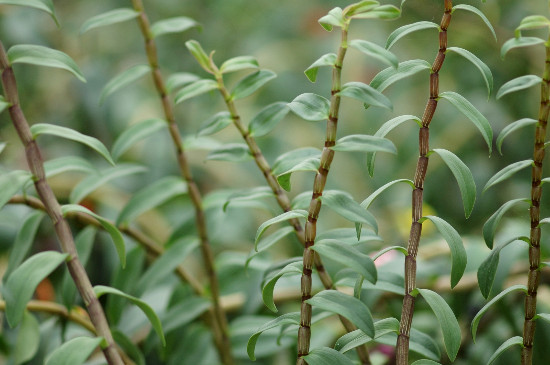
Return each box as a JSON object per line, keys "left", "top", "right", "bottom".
{"left": 372, "top": 245, "right": 408, "bottom": 261}
{"left": 248, "top": 102, "right": 290, "bottom": 137}
{"left": 301, "top": 347, "right": 355, "bottom": 365}
{"left": 338, "top": 82, "right": 393, "bottom": 109}
{"left": 312, "top": 240, "right": 377, "bottom": 283}
{"left": 320, "top": 190, "right": 378, "bottom": 233}
{"left": 477, "top": 236, "right": 526, "bottom": 299}
{"left": 304, "top": 53, "right": 336, "bottom": 83}
{"left": 344, "top": 1, "right": 379, "bottom": 17}
{"left": 2, "top": 251, "right": 68, "bottom": 327}
{"left": 255, "top": 210, "right": 308, "bottom": 243}
{"left": 231, "top": 70, "right": 276, "bottom": 100}
{"left": 351, "top": 4, "right": 400, "bottom": 20}
{"left": 224, "top": 186, "right": 273, "bottom": 212}
{"left": 69, "top": 164, "right": 147, "bottom": 204}
{"left": 483, "top": 159, "right": 533, "bottom": 193}
{"left": 318, "top": 7, "right": 345, "bottom": 32}
{"left": 367, "top": 115, "right": 421, "bottom": 176}
{"left": 452, "top": 4, "right": 496, "bottom": 41}
{"left": 183, "top": 135, "right": 221, "bottom": 150}
{"left": 349, "top": 39, "right": 398, "bottom": 68}
{"left": 288, "top": 93, "right": 330, "bottom": 122}
{"left": 30, "top": 123, "right": 114, "bottom": 165}
{"left": 331, "top": 134, "right": 396, "bottom": 154}
{"left": 112, "top": 118, "right": 167, "bottom": 161}
{"left": 4, "top": 211, "right": 44, "bottom": 282}
{"left": 272, "top": 147, "right": 320, "bottom": 192}
{"left": 438, "top": 91, "right": 493, "bottom": 154}
{"left": 432, "top": 148, "right": 477, "bottom": 218}
{"left": 80, "top": 8, "right": 139, "bottom": 34}
{"left": 44, "top": 156, "right": 96, "bottom": 178}
{"left": 111, "top": 330, "right": 145, "bottom": 365}
{"left": 15, "top": 311, "right": 40, "bottom": 365}
{"left": 496, "top": 118, "right": 538, "bottom": 155}
{"left": 361, "top": 179, "right": 415, "bottom": 210}
{"left": 386, "top": 21, "right": 439, "bottom": 50}
{"left": 197, "top": 112, "right": 232, "bottom": 137}
{"left": 185, "top": 40, "right": 214, "bottom": 73}
{"left": 206, "top": 143, "right": 252, "bottom": 162}
{"left": 247, "top": 226, "right": 294, "bottom": 269}
{"left": 0, "top": 0, "right": 57, "bottom": 24}
{"left": 0, "top": 95, "right": 10, "bottom": 114}
{"left": 100, "top": 64, "right": 151, "bottom": 104}
{"left": 516, "top": 15, "right": 550, "bottom": 36}
{"left": 166, "top": 72, "right": 200, "bottom": 93}
{"left": 471, "top": 285, "right": 527, "bottom": 342}
{"left": 370, "top": 60, "right": 431, "bottom": 92}
{"left": 487, "top": 337, "right": 524, "bottom": 365}
{"left": 262, "top": 261, "right": 302, "bottom": 312}
{"left": 316, "top": 227, "right": 382, "bottom": 245}
{"left": 7, "top": 45, "right": 86, "bottom": 82}
{"left": 151, "top": 16, "right": 200, "bottom": 38}
{"left": 0, "top": 170, "right": 31, "bottom": 210}
{"left": 420, "top": 216, "right": 467, "bottom": 288}
{"left": 117, "top": 176, "right": 187, "bottom": 225}
{"left": 162, "top": 296, "right": 211, "bottom": 334}
{"left": 247, "top": 312, "right": 301, "bottom": 360}
{"left": 61, "top": 204, "right": 126, "bottom": 268}
{"left": 306, "top": 290, "right": 374, "bottom": 337}
{"left": 447, "top": 47, "right": 493, "bottom": 97}
{"left": 417, "top": 288, "right": 461, "bottom": 361}
{"left": 174, "top": 79, "right": 219, "bottom": 104}
{"left": 94, "top": 285, "right": 165, "bottom": 346}
{"left": 501, "top": 37, "right": 545, "bottom": 59}
{"left": 483, "top": 198, "right": 529, "bottom": 249}
{"left": 220, "top": 56, "right": 259, "bottom": 74}
{"left": 411, "top": 360, "right": 441, "bottom": 365}
{"left": 45, "top": 336, "right": 105, "bottom": 365}
{"left": 334, "top": 317, "right": 399, "bottom": 353}
{"left": 496, "top": 75, "right": 541, "bottom": 100}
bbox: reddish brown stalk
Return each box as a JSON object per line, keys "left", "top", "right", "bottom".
{"left": 395, "top": 1, "right": 452, "bottom": 364}
{"left": 521, "top": 43, "right": 550, "bottom": 365}
{"left": 0, "top": 42, "right": 123, "bottom": 365}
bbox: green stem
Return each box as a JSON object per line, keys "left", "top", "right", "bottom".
{"left": 0, "top": 41, "right": 124, "bottom": 365}
{"left": 521, "top": 40, "right": 550, "bottom": 365}
{"left": 396, "top": 1, "right": 452, "bottom": 364}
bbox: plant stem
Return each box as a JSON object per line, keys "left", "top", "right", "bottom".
{"left": 129, "top": 2, "right": 233, "bottom": 364}
{"left": 0, "top": 42, "right": 123, "bottom": 365}
{"left": 395, "top": 2, "right": 452, "bottom": 364}
{"left": 521, "top": 40, "right": 550, "bottom": 365}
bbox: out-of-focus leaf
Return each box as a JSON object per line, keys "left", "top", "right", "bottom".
{"left": 320, "top": 190, "right": 378, "bottom": 233}
{"left": 272, "top": 147, "right": 321, "bottom": 191}
{"left": 185, "top": 40, "right": 214, "bottom": 73}
{"left": 224, "top": 187, "right": 273, "bottom": 212}
{"left": 174, "top": 79, "right": 218, "bottom": 103}
{"left": 31, "top": 123, "right": 113, "bottom": 165}
{"left": 220, "top": 56, "right": 259, "bottom": 74}
{"left": 483, "top": 160, "right": 533, "bottom": 193}
{"left": 15, "top": 311, "right": 40, "bottom": 364}
{"left": 197, "top": 112, "right": 232, "bottom": 136}
{"left": 344, "top": 1, "right": 379, "bottom": 17}
{"left": 487, "top": 337, "right": 524, "bottom": 365}
{"left": 447, "top": 47, "right": 493, "bottom": 97}
{"left": 370, "top": 60, "right": 431, "bottom": 92}
{"left": 206, "top": 143, "right": 252, "bottom": 162}
{"left": 247, "top": 227, "right": 294, "bottom": 269}
{"left": 44, "top": 156, "right": 96, "bottom": 177}
{"left": 151, "top": 16, "right": 200, "bottom": 38}
{"left": 262, "top": 261, "right": 302, "bottom": 312}
{"left": 497, "top": 75, "right": 541, "bottom": 100}
{"left": 288, "top": 93, "right": 330, "bottom": 122}
{"left": 45, "top": 337, "right": 105, "bottom": 365}
{"left": 231, "top": 70, "right": 276, "bottom": 100}
{"left": 304, "top": 53, "right": 336, "bottom": 83}
{"left": 496, "top": 118, "right": 537, "bottom": 155}
{"left": 183, "top": 135, "right": 221, "bottom": 150}
{"left": 483, "top": 198, "right": 529, "bottom": 249}
{"left": 112, "top": 330, "right": 145, "bottom": 365}
{"left": 7, "top": 45, "right": 86, "bottom": 82}
{"left": 166, "top": 72, "right": 200, "bottom": 93}
{"left": 338, "top": 82, "right": 392, "bottom": 109}
{"left": 0, "top": 0, "right": 57, "bottom": 24}
{"left": 80, "top": 8, "right": 139, "bottom": 34}
{"left": 112, "top": 118, "right": 167, "bottom": 161}
{"left": 162, "top": 297, "right": 211, "bottom": 334}
{"left": 452, "top": 4, "right": 496, "bottom": 41}
{"left": 247, "top": 312, "right": 301, "bottom": 360}
{"left": 361, "top": 179, "right": 415, "bottom": 209}
{"left": 331, "top": 134, "right": 396, "bottom": 154}
{"left": 100, "top": 64, "right": 151, "bottom": 104}
{"left": 516, "top": 15, "right": 550, "bottom": 36}
{"left": 301, "top": 347, "right": 354, "bottom": 365}
{"left": 2, "top": 251, "right": 68, "bottom": 327}
{"left": 318, "top": 7, "right": 345, "bottom": 32}
{"left": 316, "top": 227, "right": 382, "bottom": 245}
{"left": 386, "top": 21, "right": 439, "bottom": 50}
{"left": 334, "top": 317, "right": 399, "bottom": 353}
{"left": 411, "top": 360, "right": 441, "bottom": 365}
{"left": 352, "top": 5, "right": 400, "bottom": 20}
{"left": 0, "top": 95, "right": 10, "bottom": 114}
{"left": 349, "top": 39, "right": 398, "bottom": 68}
{"left": 0, "top": 170, "right": 31, "bottom": 209}
{"left": 248, "top": 102, "right": 290, "bottom": 137}
{"left": 372, "top": 246, "right": 408, "bottom": 261}
{"left": 255, "top": 210, "right": 308, "bottom": 244}
{"left": 501, "top": 37, "right": 545, "bottom": 59}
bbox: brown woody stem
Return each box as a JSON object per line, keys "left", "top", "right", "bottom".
{"left": 396, "top": 1, "right": 452, "bottom": 364}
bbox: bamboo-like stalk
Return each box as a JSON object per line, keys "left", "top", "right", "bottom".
{"left": 214, "top": 74, "right": 372, "bottom": 364}
{"left": 0, "top": 42, "right": 124, "bottom": 365}
{"left": 521, "top": 42, "right": 550, "bottom": 365}
{"left": 128, "top": 1, "right": 233, "bottom": 364}
{"left": 396, "top": 1, "right": 452, "bottom": 364}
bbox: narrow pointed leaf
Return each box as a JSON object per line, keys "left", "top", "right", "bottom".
{"left": 247, "top": 227, "right": 294, "bottom": 269}
{"left": 7, "top": 45, "right": 86, "bottom": 82}
{"left": 411, "top": 361, "right": 441, "bottom": 365}
{"left": 45, "top": 337, "right": 105, "bottom": 365}
{"left": 100, "top": 64, "right": 151, "bottom": 104}
{"left": 302, "top": 347, "right": 354, "bottom": 365}
{"left": 15, "top": 311, "right": 40, "bottom": 364}
{"left": 338, "top": 82, "right": 393, "bottom": 109}
{"left": 111, "top": 330, "right": 145, "bottom": 365}
{"left": 231, "top": 70, "right": 276, "bottom": 100}
{"left": 351, "top": 5, "right": 400, "bottom": 20}
{"left": 439, "top": 92, "right": 493, "bottom": 153}
{"left": 224, "top": 186, "right": 273, "bottom": 212}
{"left": 487, "top": 337, "right": 524, "bottom": 365}
{"left": 220, "top": 56, "right": 259, "bottom": 74}
{"left": 316, "top": 227, "right": 382, "bottom": 245}
{"left": 162, "top": 297, "right": 210, "bottom": 334}
{"left": 497, "top": 118, "right": 537, "bottom": 154}
{"left": 304, "top": 53, "right": 336, "bottom": 83}
{"left": 44, "top": 156, "right": 96, "bottom": 178}
{"left": 497, "top": 75, "right": 542, "bottom": 100}
{"left": 62, "top": 204, "right": 126, "bottom": 268}
{"left": 166, "top": 72, "right": 200, "bottom": 93}
{"left": 248, "top": 102, "right": 290, "bottom": 137}
{"left": 516, "top": 15, "right": 550, "bottom": 35}
{"left": 420, "top": 216, "right": 467, "bottom": 288}
{"left": 447, "top": 47, "right": 493, "bottom": 97}
{"left": 262, "top": 261, "right": 302, "bottom": 312}
{"left": 386, "top": 21, "right": 439, "bottom": 50}
{"left": 198, "top": 112, "right": 232, "bottom": 136}
{"left": 117, "top": 176, "right": 187, "bottom": 225}
{"left": 2, "top": 251, "right": 68, "bottom": 327}
{"left": 183, "top": 135, "right": 221, "bottom": 150}
{"left": 185, "top": 40, "right": 214, "bottom": 73}
{"left": 320, "top": 190, "right": 378, "bottom": 233}
{"left": 174, "top": 79, "right": 219, "bottom": 103}
{"left": 501, "top": 37, "right": 545, "bottom": 59}
{"left": 255, "top": 210, "right": 308, "bottom": 243}
{"left": 370, "top": 60, "right": 431, "bottom": 92}
{"left": 94, "top": 285, "right": 165, "bottom": 346}
{"left": 112, "top": 118, "right": 167, "bottom": 161}
{"left": 306, "top": 290, "right": 374, "bottom": 337}
{"left": 288, "top": 93, "right": 330, "bottom": 121}
{"left": 80, "top": 8, "right": 139, "bottom": 34}
{"left": 483, "top": 198, "right": 528, "bottom": 249}
{"left": 483, "top": 159, "right": 533, "bottom": 193}
{"left": 471, "top": 285, "right": 527, "bottom": 342}
{"left": 318, "top": 7, "right": 345, "bottom": 32}
{"left": 335, "top": 317, "right": 400, "bottom": 353}
{"left": 361, "top": 179, "right": 415, "bottom": 209}
{"left": 30, "top": 123, "right": 114, "bottom": 165}
{"left": 417, "top": 288, "right": 461, "bottom": 361}
{"left": 272, "top": 147, "right": 321, "bottom": 192}
{"left": 0, "top": 170, "right": 32, "bottom": 209}
{"left": 452, "top": 4, "right": 496, "bottom": 41}
{"left": 151, "top": 16, "right": 200, "bottom": 38}
{"left": 331, "top": 134, "right": 396, "bottom": 154}
{"left": 372, "top": 245, "right": 408, "bottom": 261}
{"left": 69, "top": 164, "right": 147, "bottom": 204}
{"left": 247, "top": 312, "right": 301, "bottom": 360}
{"left": 349, "top": 39, "right": 398, "bottom": 68}
{"left": 0, "top": 0, "right": 57, "bottom": 24}
{"left": 344, "top": 1, "right": 379, "bottom": 17}
{"left": 206, "top": 143, "right": 252, "bottom": 162}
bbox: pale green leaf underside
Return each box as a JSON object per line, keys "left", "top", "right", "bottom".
{"left": 487, "top": 337, "right": 524, "bottom": 365}
{"left": 0, "top": 170, "right": 32, "bottom": 210}
{"left": 165, "top": 72, "right": 200, "bottom": 93}
{"left": 334, "top": 317, "right": 399, "bottom": 353}
{"left": 80, "top": 8, "right": 139, "bottom": 34}
{"left": 247, "top": 226, "right": 294, "bottom": 269}
{"left": 349, "top": 39, "right": 398, "bottom": 68}
{"left": 220, "top": 55, "right": 259, "bottom": 74}
{"left": 112, "top": 118, "right": 167, "bottom": 161}
{"left": 248, "top": 102, "right": 290, "bottom": 137}
{"left": 198, "top": 112, "right": 232, "bottom": 137}
{"left": 174, "top": 79, "right": 219, "bottom": 103}
{"left": 45, "top": 337, "right": 105, "bottom": 365}
{"left": 231, "top": 70, "right": 276, "bottom": 100}
{"left": 15, "top": 311, "right": 40, "bottom": 364}
{"left": 302, "top": 347, "right": 354, "bottom": 365}
{"left": 247, "top": 312, "right": 301, "bottom": 360}
{"left": 483, "top": 198, "right": 529, "bottom": 249}
{"left": 370, "top": 60, "right": 431, "bottom": 93}
{"left": 224, "top": 186, "right": 274, "bottom": 212}
{"left": 0, "top": 0, "right": 57, "bottom": 24}
{"left": 386, "top": 21, "right": 439, "bottom": 50}
{"left": 318, "top": 7, "right": 345, "bottom": 32}
{"left": 411, "top": 360, "right": 442, "bottom": 365}
{"left": 372, "top": 245, "right": 408, "bottom": 261}
{"left": 446, "top": 47, "right": 493, "bottom": 97}
{"left": 496, "top": 75, "right": 541, "bottom": 100}
{"left": 501, "top": 37, "right": 545, "bottom": 59}
{"left": 151, "top": 16, "right": 200, "bottom": 38}
{"left": 344, "top": 1, "right": 379, "bottom": 18}
{"left": 44, "top": 156, "right": 96, "bottom": 178}
{"left": 338, "top": 81, "right": 393, "bottom": 109}
{"left": 353, "top": 5, "right": 400, "bottom": 20}
{"left": 288, "top": 93, "right": 330, "bottom": 122}
{"left": 185, "top": 40, "right": 213, "bottom": 73}
{"left": 305, "top": 53, "right": 336, "bottom": 83}
{"left": 483, "top": 159, "right": 533, "bottom": 193}
{"left": 497, "top": 118, "right": 537, "bottom": 155}
{"left": 452, "top": 4, "right": 496, "bottom": 41}
{"left": 516, "top": 15, "right": 550, "bottom": 36}
{"left": 206, "top": 143, "right": 252, "bottom": 162}
{"left": 361, "top": 179, "right": 415, "bottom": 210}
{"left": 272, "top": 147, "right": 321, "bottom": 191}
{"left": 332, "top": 134, "right": 396, "bottom": 154}
{"left": 100, "top": 64, "right": 151, "bottom": 104}
{"left": 320, "top": 190, "right": 378, "bottom": 233}
{"left": 255, "top": 210, "right": 308, "bottom": 243}
{"left": 262, "top": 261, "right": 302, "bottom": 312}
